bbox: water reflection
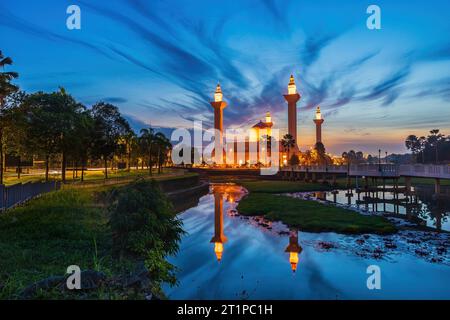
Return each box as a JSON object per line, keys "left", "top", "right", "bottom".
{"left": 210, "top": 190, "right": 227, "bottom": 261}
{"left": 210, "top": 184, "right": 304, "bottom": 272}
{"left": 165, "top": 183, "right": 450, "bottom": 299}
{"left": 301, "top": 186, "right": 450, "bottom": 231}
{"left": 284, "top": 229, "right": 302, "bottom": 272}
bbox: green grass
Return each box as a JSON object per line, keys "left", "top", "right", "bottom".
{"left": 0, "top": 172, "right": 198, "bottom": 299}
{"left": 0, "top": 187, "right": 114, "bottom": 299}
{"left": 2, "top": 168, "right": 185, "bottom": 186}
{"left": 237, "top": 193, "right": 397, "bottom": 235}
{"left": 238, "top": 176, "right": 450, "bottom": 194}
{"left": 240, "top": 180, "right": 338, "bottom": 193}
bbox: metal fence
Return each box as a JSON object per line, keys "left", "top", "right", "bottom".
{"left": 0, "top": 181, "right": 61, "bottom": 211}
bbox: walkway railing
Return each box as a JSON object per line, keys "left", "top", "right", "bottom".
{"left": 0, "top": 181, "right": 61, "bottom": 211}
{"left": 281, "top": 164, "right": 450, "bottom": 179}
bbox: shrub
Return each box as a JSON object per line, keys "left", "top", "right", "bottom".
{"left": 108, "top": 179, "right": 184, "bottom": 285}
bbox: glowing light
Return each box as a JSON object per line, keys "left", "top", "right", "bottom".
{"left": 315, "top": 106, "right": 322, "bottom": 120}
{"left": 289, "top": 252, "right": 299, "bottom": 272}
{"left": 265, "top": 111, "right": 271, "bottom": 123}
{"left": 239, "top": 159, "right": 243, "bottom": 165}
{"left": 288, "top": 74, "right": 297, "bottom": 95}
{"left": 214, "top": 83, "right": 223, "bottom": 102}
{"left": 214, "top": 242, "right": 224, "bottom": 261}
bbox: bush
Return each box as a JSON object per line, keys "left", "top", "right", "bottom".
{"left": 108, "top": 179, "right": 184, "bottom": 286}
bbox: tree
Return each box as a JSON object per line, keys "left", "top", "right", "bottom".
{"left": 405, "top": 135, "right": 422, "bottom": 163}
{"left": 428, "top": 129, "right": 445, "bottom": 164}
{"left": 91, "top": 102, "right": 131, "bottom": 179}
{"left": 281, "top": 134, "right": 295, "bottom": 160}
{"left": 71, "top": 109, "right": 94, "bottom": 182}
{"left": 0, "top": 51, "right": 19, "bottom": 184}
{"left": 154, "top": 132, "right": 171, "bottom": 174}
{"left": 289, "top": 154, "right": 300, "bottom": 166}
{"left": 139, "top": 128, "right": 156, "bottom": 175}
{"left": 2, "top": 92, "right": 28, "bottom": 179}
{"left": 22, "top": 88, "right": 85, "bottom": 182}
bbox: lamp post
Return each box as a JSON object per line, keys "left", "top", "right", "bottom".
{"left": 378, "top": 149, "right": 381, "bottom": 172}
{"left": 385, "top": 151, "right": 388, "bottom": 164}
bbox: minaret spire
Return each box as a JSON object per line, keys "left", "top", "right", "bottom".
{"left": 283, "top": 74, "right": 301, "bottom": 155}
{"left": 210, "top": 82, "right": 228, "bottom": 164}
{"left": 313, "top": 105, "right": 324, "bottom": 144}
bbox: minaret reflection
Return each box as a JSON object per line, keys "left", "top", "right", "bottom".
{"left": 210, "top": 190, "right": 227, "bottom": 261}
{"left": 284, "top": 229, "right": 303, "bottom": 272}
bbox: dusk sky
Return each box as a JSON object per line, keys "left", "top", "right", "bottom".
{"left": 1, "top": 0, "right": 449, "bottom": 155}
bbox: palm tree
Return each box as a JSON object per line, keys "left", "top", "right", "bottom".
{"left": 260, "top": 134, "right": 272, "bottom": 165}
{"left": 281, "top": 134, "right": 295, "bottom": 160}
{"left": 0, "top": 51, "right": 19, "bottom": 185}
{"left": 154, "top": 133, "right": 171, "bottom": 173}
{"left": 428, "top": 129, "right": 444, "bottom": 164}
{"left": 139, "top": 128, "right": 156, "bottom": 175}
{"left": 405, "top": 135, "right": 420, "bottom": 162}
{"left": 418, "top": 136, "right": 426, "bottom": 163}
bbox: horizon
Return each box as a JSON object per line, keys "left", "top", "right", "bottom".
{"left": 1, "top": 0, "right": 450, "bottom": 155}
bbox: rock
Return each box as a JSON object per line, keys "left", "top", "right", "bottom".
{"left": 19, "top": 276, "right": 65, "bottom": 299}
{"left": 79, "top": 270, "right": 107, "bottom": 290}
{"left": 123, "top": 262, "right": 153, "bottom": 291}
{"left": 415, "top": 249, "right": 429, "bottom": 257}
{"left": 407, "top": 239, "right": 421, "bottom": 244}
{"left": 356, "top": 239, "right": 365, "bottom": 245}
{"left": 318, "top": 241, "right": 336, "bottom": 250}
{"left": 18, "top": 270, "right": 107, "bottom": 299}
{"left": 431, "top": 257, "right": 443, "bottom": 263}
{"left": 436, "top": 247, "right": 447, "bottom": 255}
{"left": 384, "top": 242, "right": 397, "bottom": 249}
{"left": 363, "top": 235, "right": 370, "bottom": 239}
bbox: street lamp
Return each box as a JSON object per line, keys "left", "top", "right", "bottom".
{"left": 378, "top": 149, "right": 381, "bottom": 172}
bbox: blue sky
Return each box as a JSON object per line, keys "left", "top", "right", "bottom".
{"left": 1, "top": 0, "right": 450, "bottom": 155}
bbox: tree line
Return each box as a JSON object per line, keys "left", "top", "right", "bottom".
{"left": 0, "top": 51, "right": 172, "bottom": 184}
{"left": 405, "top": 130, "right": 450, "bottom": 164}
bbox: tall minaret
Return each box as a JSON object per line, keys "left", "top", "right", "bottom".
{"left": 210, "top": 191, "right": 227, "bottom": 261}
{"left": 210, "top": 83, "right": 227, "bottom": 163}
{"left": 283, "top": 75, "right": 301, "bottom": 153}
{"left": 284, "top": 230, "right": 302, "bottom": 272}
{"left": 313, "top": 106, "right": 324, "bottom": 144}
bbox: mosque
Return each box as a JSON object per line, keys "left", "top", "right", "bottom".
{"left": 209, "top": 75, "right": 325, "bottom": 166}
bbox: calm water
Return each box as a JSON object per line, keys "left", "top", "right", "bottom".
{"left": 301, "top": 186, "right": 450, "bottom": 232}
{"left": 164, "top": 184, "right": 450, "bottom": 300}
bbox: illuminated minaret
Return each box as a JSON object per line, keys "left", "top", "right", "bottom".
{"left": 284, "top": 230, "right": 302, "bottom": 272}
{"left": 283, "top": 75, "right": 301, "bottom": 153}
{"left": 210, "top": 83, "right": 228, "bottom": 163}
{"left": 210, "top": 191, "right": 227, "bottom": 261}
{"left": 313, "top": 106, "right": 324, "bottom": 144}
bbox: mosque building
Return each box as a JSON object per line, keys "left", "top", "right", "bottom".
{"left": 209, "top": 74, "right": 325, "bottom": 166}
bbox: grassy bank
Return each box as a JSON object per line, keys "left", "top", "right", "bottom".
{"left": 0, "top": 173, "right": 196, "bottom": 299}
{"left": 240, "top": 180, "right": 337, "bottom": 193}
{"left": 0, "top": 187, "right": 113, "bottom": 299}
{"left": 237, "top": 193, "right": 397, "bottom": 234}
{"left": 2, "top": 168, "right": 190, "bottom": 186}
{"left": 237, "top": 176, "right": 449, "bottom": 194}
